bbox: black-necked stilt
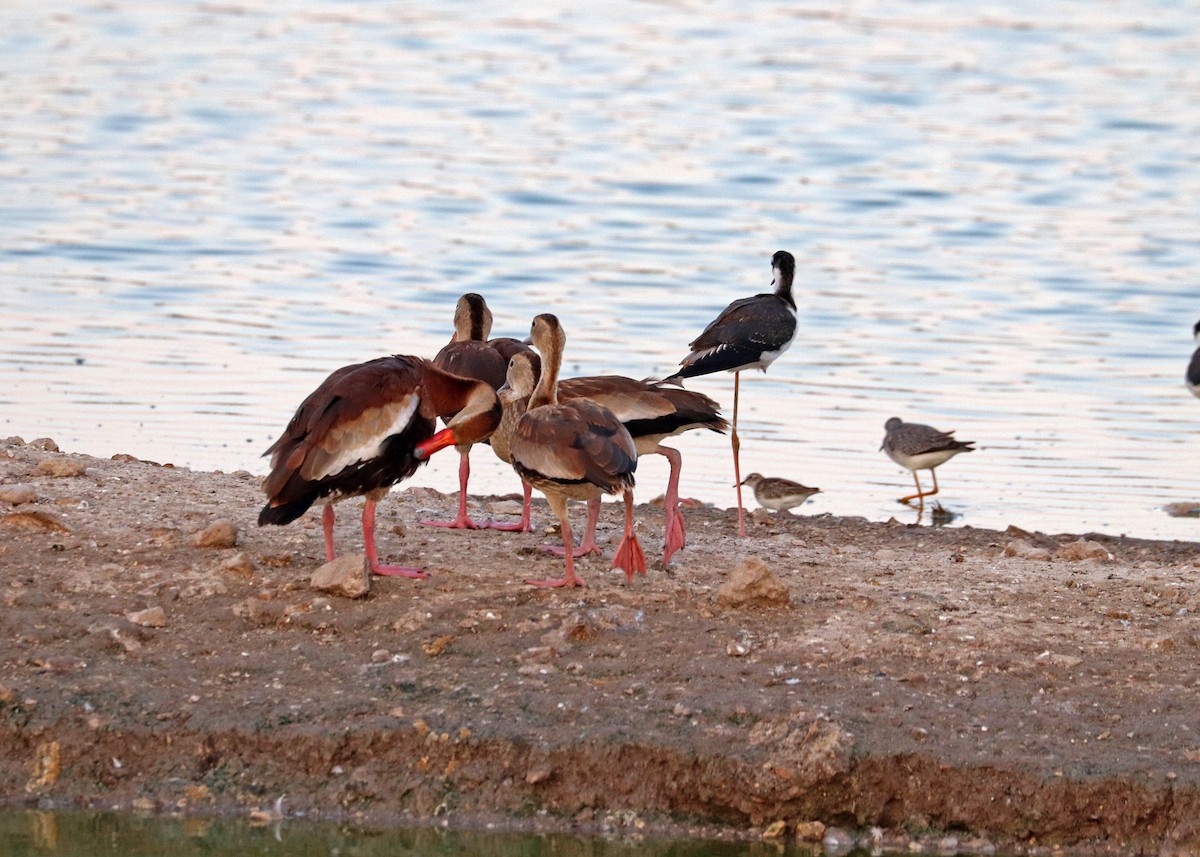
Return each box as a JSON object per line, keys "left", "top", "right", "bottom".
{"left": 664, "top": 250, "right": 797, "bottom": 537}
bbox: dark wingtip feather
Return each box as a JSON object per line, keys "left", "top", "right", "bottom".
{"left": 258, "top": 497, "right": 314, "bottom": 527}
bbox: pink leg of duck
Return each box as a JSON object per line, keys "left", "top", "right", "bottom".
{"left": 612, "top": 491, "right": 646, "bottom": 583}
{"left": 656, "top": 445, "right": 686, "bottom": 566}
{"left": 485, "top": 481, "right": 535, "bottom": 533}
{"left": 363, "top": 498, "right": 427, "bottom": 578}
{"left": 542, "top": 496, "right": 601, "bottom": 558}
{"left": 421, "top": 449, "right": 482, "bottom": 529}
{"left": 527, "top": 494, "right": 584, "bottom": 588}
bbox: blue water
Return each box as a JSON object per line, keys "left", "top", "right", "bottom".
{"left": 2, "top": 1, "right": 1199, "bottom": 540}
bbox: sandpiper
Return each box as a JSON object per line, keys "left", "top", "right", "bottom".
{"left": 739, "top": 473, "right": 820, "bottom": 514}
{"left": 881, "top": 417, "right": 975, "bottom": 511}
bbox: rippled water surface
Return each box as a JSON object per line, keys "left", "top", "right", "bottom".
{"left": 3, "top": 1, "right": 1199, "bottom": 539}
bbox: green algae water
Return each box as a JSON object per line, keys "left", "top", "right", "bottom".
{"left": 0, "top": 809, "right": 800, "bottom": 857}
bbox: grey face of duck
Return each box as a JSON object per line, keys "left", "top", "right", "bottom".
{"left": 502, "top": 352, "right": 540, "bottom": 397}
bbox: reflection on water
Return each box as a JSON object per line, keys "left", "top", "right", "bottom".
{"left": 0, "top": 809, "right": 789, "bottom": 857}
{"left": 2, "top": 1, "right": 1199, "bottom": 540}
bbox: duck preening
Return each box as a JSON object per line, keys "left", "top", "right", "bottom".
{"left": 258, "top": 354, "right": 500, "bottom": 578}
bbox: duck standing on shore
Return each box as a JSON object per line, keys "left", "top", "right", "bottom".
{"left": 509, "top": 314, "right": 646, "bottom": 588}
{"left": 425, "top": 293, "right": 531, "bottom": 529}
{"left": 258, "top": 355, "right": 500, "bottom": 578}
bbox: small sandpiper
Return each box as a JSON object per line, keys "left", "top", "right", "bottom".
{"left": 738, "top": 472, "right": 821, "bottom": 513}
{"left": 881, "top": 417, "right": 975, "bottom": 511}
{"left": 1187, "top": 320, "right": 1200, "bottom": 399}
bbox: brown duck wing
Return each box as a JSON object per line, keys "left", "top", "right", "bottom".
{"left": 260, "top": 356, "right": 434, "bottom": 523}
{"left": 560, "top": 376, "right": 727, "bottom": 441}
{"left": 511, "top": 401, "right": 636, "bottom": 493}
{"left": 432, "top": 340, "right": 508, "bottom": 390}
{"left": 560, "top": 376, "right": 675, "bottom": 421}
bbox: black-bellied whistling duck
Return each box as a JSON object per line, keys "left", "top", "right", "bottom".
{"left": 880, "top": 417, "right": 975, "bottom": 514}
{"left": 425, "top": 293, "right": 531, "bottom": 529}
{"left": 555, "top": 375, "right": 725, "bottom": 566}
{"left": 664, "top": 250, "right": 797, "bottom": 538}
{"left": 508, "top": 314, "right": 645, "bottom": 588}
{"left": 486, "top": 349, "right": 542, "bottom": 533}
{"left": 490, "top": 354, "right": 726, "bottom": 561}
{"left": 258, "top": 354, "right": 500, "bottom": 578}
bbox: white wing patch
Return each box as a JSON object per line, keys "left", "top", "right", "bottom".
{"left": 303, "top": 394, "right": 420, "bottom": 480}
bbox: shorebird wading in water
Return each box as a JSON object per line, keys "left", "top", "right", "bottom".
{"left": 880, "top": 416, "right": 975, "bottom": 515}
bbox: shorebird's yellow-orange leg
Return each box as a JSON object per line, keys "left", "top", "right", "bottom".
{"left": 898, "top": 470, "right": 940, "bottom": 508}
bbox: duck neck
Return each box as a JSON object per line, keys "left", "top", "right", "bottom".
{"left": 529, "top": 341, "right": 560, "bottom": 410}
{"left": 454, "top": 294, "right": 493, "bottom": 342}
{"left": 450, "top": 382, "right": 501, "bottom": 443}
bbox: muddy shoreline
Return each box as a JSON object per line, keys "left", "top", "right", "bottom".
{"left": 2, "top": 436, "right": 1199, "bottom": 854}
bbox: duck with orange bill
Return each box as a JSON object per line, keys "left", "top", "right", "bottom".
{"left": 258, "top": 354, "right": 500, "bottom": 579}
